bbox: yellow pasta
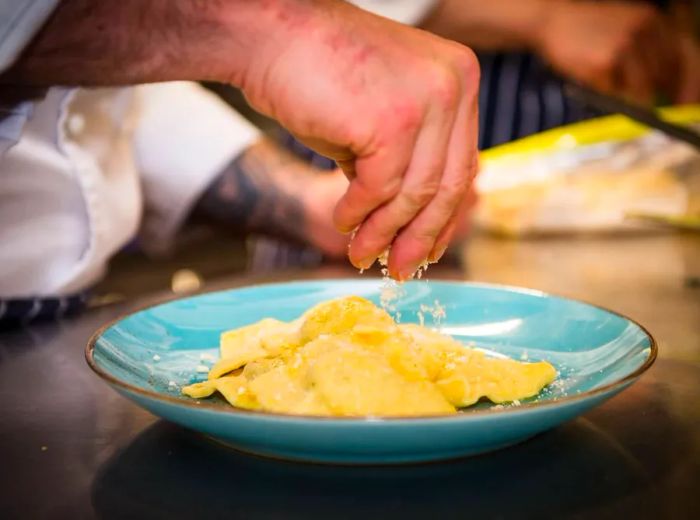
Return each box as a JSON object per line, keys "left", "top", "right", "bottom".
{"left": 182, "top": 296, "right": 557, "bottom": 417}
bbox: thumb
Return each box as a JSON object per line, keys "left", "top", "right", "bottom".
{"left": 290, "top": 133, "right": 356, "bottom": 178}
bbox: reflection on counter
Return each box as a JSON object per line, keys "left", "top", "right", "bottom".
{"left": 91, "top": 418, "right": 652, "bottom": 520}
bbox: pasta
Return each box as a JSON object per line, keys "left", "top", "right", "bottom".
{"left": 182, "top": 296, "right": 556, "bottom": 417}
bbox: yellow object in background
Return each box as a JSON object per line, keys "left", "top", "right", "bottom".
{"left": 182, "top": 296, "right": 557, "bottom": 417}
{"left": 476, "top": 105, "right": 700, "bottom": 235}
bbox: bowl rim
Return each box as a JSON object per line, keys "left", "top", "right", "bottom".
{"left": 85, "top": 279, "right": 657, "bottom": 423}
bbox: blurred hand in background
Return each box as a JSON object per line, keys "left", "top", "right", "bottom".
{"left": 536, "top": 1, "right": 692, "bottom": 104}
{"left": 423, "top": 0, "right": 700, "bottom": 105}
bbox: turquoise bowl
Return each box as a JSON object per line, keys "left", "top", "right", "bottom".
{"left": 86, "top": 280, "right": 656, "bottom": 464}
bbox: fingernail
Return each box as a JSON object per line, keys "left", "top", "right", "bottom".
{"left": 352, "top": 256, "right": 376, "bottom": 270}
{"left": 337, "top": 225, "right": 355, "bottom": 235}
{"left": 338, "top": 223, "right": 361, "bottom": 236}
{"left": 397, "top": 263, "right": 419, "bottom": 282}
{"left": 428, "top": 245, "right": 448, "bottom": 263}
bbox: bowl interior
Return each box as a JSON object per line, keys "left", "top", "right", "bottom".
{"left": 91, "top": 280, "right": 653, "bottom": 412}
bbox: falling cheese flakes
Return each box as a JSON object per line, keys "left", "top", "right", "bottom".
{"left": 182, "top": 296, "right": 557, "bottom": 417}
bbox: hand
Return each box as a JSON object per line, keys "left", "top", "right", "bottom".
{"left": 305, "top": 170, "right": 478, "bottom": 259}
{"left": 193, "top": 140, "right": 349, "bottom": 258}
{"left": 536, "top": 1, "right": 681, "bottom": 104}
{"left": 239, "top": 1, "right": 480, "bottom": 280}
{"left": 299, "top": 169, "right": 350, "bottom": 259}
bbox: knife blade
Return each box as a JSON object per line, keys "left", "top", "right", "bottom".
{"left": 565, "top": 82, "right": 700, "bottom": 150}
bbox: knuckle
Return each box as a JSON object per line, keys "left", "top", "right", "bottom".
{"left": 390, "top": 99, "right": 422, "bottom": 133}
{"left": 402, "top": 180, "right": 440, "bottom": 209}
{"left": 430, "top": 69, "right": 460, "bottom": 109}
{"left": 453, "top": 45, "right": 481, "bottom": 84}
{"left": 439, "top": 175, "right": 470, "bottom": 206}
{"left": 406, "top": 227, "right": 441, "bottom": 248}
{"left": 376, "top": 176, "right": 402, "bottom": 201}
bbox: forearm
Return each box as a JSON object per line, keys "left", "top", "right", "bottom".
{"left": 192, "top": 138, "right": 349, "bottom": 257}
{"left": 1, "top": 0, "right": 321, "bottom": 87}
{"left": 192, "top": 139, "right": 313, "bottom": 244}
{"left": 421, "top": 0, "right": 550, "bottom": 51}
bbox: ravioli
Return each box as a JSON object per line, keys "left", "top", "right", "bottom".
{"left": 182, "top": 296, "right": 557, "bottom": 417}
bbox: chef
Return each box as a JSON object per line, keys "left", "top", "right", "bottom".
{"left": 0, "top": 0, "right": 479, "bottom": 326}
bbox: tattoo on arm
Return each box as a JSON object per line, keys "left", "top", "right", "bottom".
{"left": 192, "top": 139, "right": 312, "bottom": 245}
{"left": 0, "top": 0, "right": 266, "bottom": 87}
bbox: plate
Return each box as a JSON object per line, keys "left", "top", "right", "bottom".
{"left": 86, "top": 280, "right": 656, "bottom": 464}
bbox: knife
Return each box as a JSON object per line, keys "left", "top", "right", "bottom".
{"left": 564, "top": 82, "right": 700, "bottom": 150}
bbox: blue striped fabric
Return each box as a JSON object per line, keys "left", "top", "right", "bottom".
{"left": 0, "top": 292, "right": 89, "bottom": 330}
{"left": 478, "top": 52, "right": 601, "bottom": 149}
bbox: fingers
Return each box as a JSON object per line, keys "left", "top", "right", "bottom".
{"left": 580, "top": 9, "right": 679, "bottom": 104}
{"left": 388, "top": 81, "right": 479, "bottom": 280}
{"left": 429, "top": 183, "right": 478, "bottom": 261}
{"left": 347, "top": 86, "right": 458, "bottom": 269}
{"left": 333, "top": 109, "right": 421, "bottom": 234}
{"left": 329, "top": 41, "right": 479, "bottom": 280}
{"left": 336, "top": 158, "right": 356, "bottom": 180}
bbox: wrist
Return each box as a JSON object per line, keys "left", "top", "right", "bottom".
{"left": 208, "top": 0, "right": 328, "bottom": 88}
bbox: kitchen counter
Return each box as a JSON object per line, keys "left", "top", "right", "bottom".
{"left": 1, "top": 232, "right": 698, "bottom": 519}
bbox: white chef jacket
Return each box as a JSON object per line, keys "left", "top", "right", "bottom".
{"left": 0, "top": 0, "right": 436, "bottom": 299}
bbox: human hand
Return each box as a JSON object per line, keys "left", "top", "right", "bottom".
{"left": 535, "top": 0, "right": 681, "bottom": 104}
{"left": 238, "top": 0, "right": 480, "bottom": 280}
{"left": 193, "top": 140, "right": 351, "bottom": 258}
{"left": 304, "top": 169, "right": 478, "bottom": 260}
{"left": 299, "top": 168, "right": 350, "bottom": 259}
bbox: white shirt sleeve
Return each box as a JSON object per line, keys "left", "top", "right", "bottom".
{"left": 0, "top": 87, "right": 143, "bottom": 298}
{"left": 349, "top": 0, "right": 437, "bottom": 25}
{"left": 0, "top": 0, "right": 58, "bottom": 155}
{"left": 0, "top": 0, "right": 59, "bottom": 72}
{"left": 133, "top": 81, "right": 261, "bottom": 254}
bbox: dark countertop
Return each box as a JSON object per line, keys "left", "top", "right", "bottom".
{"left": 1, "top": 233, "right": 699, "bottom": 519}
